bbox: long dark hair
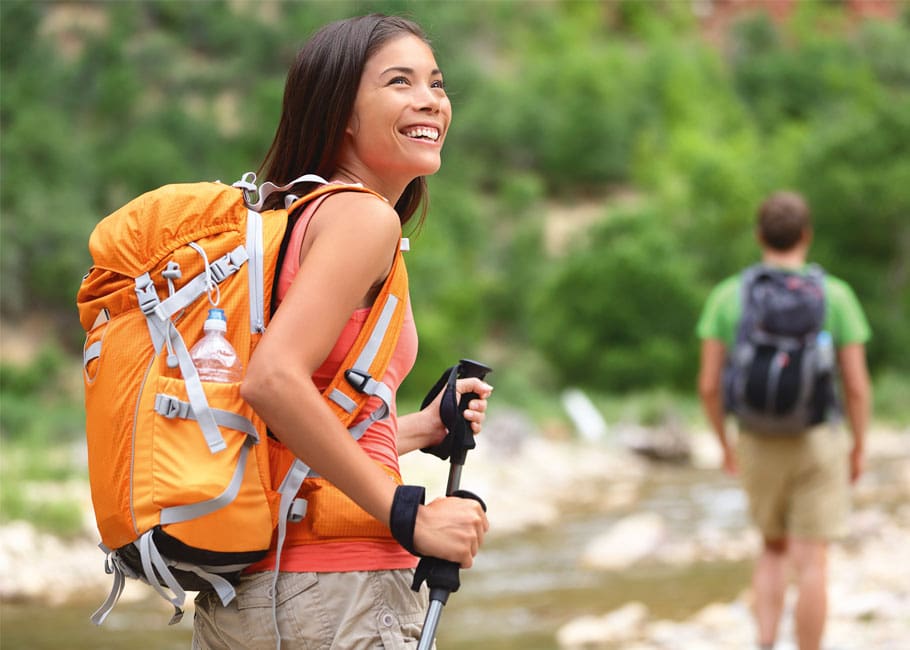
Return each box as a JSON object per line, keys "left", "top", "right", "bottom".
{"left": 259, "top": 14, "right": 430, "bottom": 226}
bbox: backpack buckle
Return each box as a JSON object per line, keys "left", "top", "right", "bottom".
{"left": 154, "top": 394, "right": 191, "bottom": 420}
{"left": 135, "top": 274, "right": 161, "bottom": 316}
{"left": 209, "top": 247, "right": 249, "bottom": 283}
{"left": 233, "top": 172, "right": 259, "bottom": 207}
{"left": 344, "top": 369, "right": 372, "bottom": 393}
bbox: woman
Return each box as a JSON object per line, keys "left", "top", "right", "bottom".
{"left": 192, "top": 14, "right": 492, "bottom": 649}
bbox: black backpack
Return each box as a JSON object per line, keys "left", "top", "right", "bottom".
{"left": 724, "top": 263, "right": 838, "bottom": 435}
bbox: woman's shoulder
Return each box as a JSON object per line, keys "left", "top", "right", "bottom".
{"left": 313, "top": 189, "right": 401, "bottom": 240}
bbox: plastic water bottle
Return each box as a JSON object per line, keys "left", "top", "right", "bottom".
{"left": 189, "top": 308, "right": 243, "bottom": 382}
{"left": 816, "top": 330, "right": 834, "bottom": 374}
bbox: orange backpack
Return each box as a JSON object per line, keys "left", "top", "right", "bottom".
{"left": 76, "top": 173, "right": 409, "bottom": 624}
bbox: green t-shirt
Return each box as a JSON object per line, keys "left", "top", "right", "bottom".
{"left": 696, "top": 265, "right": 871, "bottom": 347}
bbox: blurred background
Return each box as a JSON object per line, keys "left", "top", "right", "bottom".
{"left": 1, "top": 1, "right": 908, "bottom": 649}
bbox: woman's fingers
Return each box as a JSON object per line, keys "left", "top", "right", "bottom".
{"left": 454, "top": 378, "right": 493, "bottom": 434}
{"left": 413, "top": 495, "right": 489, "bottom": 566}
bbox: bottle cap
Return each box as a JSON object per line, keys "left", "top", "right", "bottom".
{"left": 204, "top": 308, "right": 228, "bottom": 332}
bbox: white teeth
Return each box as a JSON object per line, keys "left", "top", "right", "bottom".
{"left": 404, "top": 127, "right": 439, "bottom": 141}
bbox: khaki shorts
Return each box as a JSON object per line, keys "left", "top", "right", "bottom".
{"left": 193, "top": 569, "right": 431, "bottom": 650}
{"left": 737, "top": 425, "right": 850, "bottom": 541}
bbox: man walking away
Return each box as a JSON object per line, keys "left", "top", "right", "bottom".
{"left": 696, "top": 191, "right": 872, "bottom": 650}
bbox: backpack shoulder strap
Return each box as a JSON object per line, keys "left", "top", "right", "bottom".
{"left": 739, "top": 262, "right": 767, "bottom": 291}
{"left": 735, "top": 263, "right": 765, "bottom": 342}
{"left": 805, "top": 263, "right": 826, "bottom": 287}
{"left": 268, "top": 182, "right": 409, "bottom": 577}
{"left": 325, "top": 247, "right": 409, "bottom": 435}
{"left": 285, "top": 183, "right": 410, "bottom": 434}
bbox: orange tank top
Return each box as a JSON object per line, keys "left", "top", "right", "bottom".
{"left": 250, "top": 190, "right": 419, "bottom": 573}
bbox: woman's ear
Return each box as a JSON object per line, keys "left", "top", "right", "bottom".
{"left": 346, "top": 115, "right": 359, "bottom": 138}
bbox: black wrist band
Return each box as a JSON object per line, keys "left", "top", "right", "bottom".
{"left": 390, "top": 485, "right": 425, "bottom": 556}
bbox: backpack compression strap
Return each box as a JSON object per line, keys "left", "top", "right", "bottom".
{"left": 135, "top": 245, "right": 250, "bottom": 454}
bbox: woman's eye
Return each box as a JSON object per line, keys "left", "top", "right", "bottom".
{"left": 431, "top": 79, "right": 446, "bottom": 90}
{"left": 389, "top": 76, "right": 409, "bottom": 86}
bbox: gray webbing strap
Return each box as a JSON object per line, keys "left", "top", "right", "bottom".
{"left": 90, "top": 548, "right": 126, "bottom": 626}
{"left": 347, "top": 400, "right": 390, "bottom": 440}
{"left": 135, "top": 273, "right": 168, "bottom": 352}
{"left": 350, "top": 294, "right": 398, "bottom": 380}
{"left": 327, "top": 293, "right": 398, "bottom": 423}
{"left": 233, "top": 172, "right": 328, "bottom": 212}
{"left": 154, "top": 394, "right": 260, "bottom": 440}
{"left": 246, "top": 209, "right": 266, "bottom": 333}
{"left": 305, "top": 390, "right": 392, "bottom": 481}
{"left": 159, "top": 434, "right": 255, "bottom": 525}
{"left": 133, "top": 532, "right": 248, "bottom": 617}
{"left": 134, "top": 244, "right": 251, "bottom": 456}
{"left": 156, "top": 246, "right": 249, "bottom": 322}
{"left": 90, "top": 532, "right": 247, "bottom": 626}
{"left": 166, "top": 327, "right": 226, "bottom": 454}
{"left": 135, "top": 273, "right": 224, "bottom": 453}
{"left": 83, "top": 341, "right": 101, "bottom": 369}
{"left": 271, "top": 458, "right": 312, "bottom": 648}
{"left": 138, "top": 531, "right": 186, "bottom": 625}
{"left": 174, "top": 563, "right": 236, "bottom": 607}
{"left": 328, "top": 389, "right": 357, "bottom": 414}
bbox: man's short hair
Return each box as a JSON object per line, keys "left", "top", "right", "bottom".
{"left": 757, "top": 191, "right": 811, "bottom": 251}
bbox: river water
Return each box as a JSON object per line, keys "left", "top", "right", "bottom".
{"left": 3, "top": 433, "right": 907, "bottom": 649}
{"left": 2, "top": 460, "right": 753, "bottom": 649}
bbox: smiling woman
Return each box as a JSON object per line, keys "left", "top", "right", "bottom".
{"left": 341, "top": 36, "right": 451, "bottom": 192}
{"left": 191, "top": 14, "right": 493, "bottom": 650}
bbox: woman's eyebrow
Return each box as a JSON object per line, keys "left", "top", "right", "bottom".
{"left": 381, "top": 65, "right": 443, "bottom": 77}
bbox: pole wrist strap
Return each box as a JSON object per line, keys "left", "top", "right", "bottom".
{"left": 390, "top": 485, "right": 426, "bottom": 556}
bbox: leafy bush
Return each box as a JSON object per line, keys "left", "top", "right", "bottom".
{"left": 797, "top": 93, "right": 910, "bottom": 373}
{"left": 532, "top": 208, "right": 703, "bottom": 392}
{"left": 0, "top": 346, "right": 84, "bottom": 444}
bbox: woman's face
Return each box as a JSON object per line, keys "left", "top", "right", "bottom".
{"left": 343, "top": 34, "right": 451, "bottom": 189}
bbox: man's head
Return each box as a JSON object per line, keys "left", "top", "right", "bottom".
{"left": 757, "top": 191, "right": 812, "bottom": 252}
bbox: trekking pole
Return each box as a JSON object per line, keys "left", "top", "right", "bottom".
{"left": 414, "top": 359, "right": 492, "bottom": 650}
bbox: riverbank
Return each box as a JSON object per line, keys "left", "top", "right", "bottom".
{"left": 1, "top": 420, "right": 908, "bottom": 648}
{"left": 550, "top": 426, "right": 910, "bottom": 650}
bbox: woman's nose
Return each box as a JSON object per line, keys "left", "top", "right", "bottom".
{"left": 415, "top": 85, "right": 441, "bottom": 112}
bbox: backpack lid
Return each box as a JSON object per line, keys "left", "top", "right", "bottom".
{"left": 742, "top": 263, "right": 826, "bottom": 338}
{"left": 88, "top": 182, "right": 244, "bottom": 276}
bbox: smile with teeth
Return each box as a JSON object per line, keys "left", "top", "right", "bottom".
{"left": 402, "top": 126, "right": 440, "bottom": 141}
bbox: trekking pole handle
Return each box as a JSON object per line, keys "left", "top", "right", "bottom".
{"left": 413, "top": 489, "right": 486, "bottom": 650}
{"left": 446, "top": 358, "right": 492, "bottom": 495}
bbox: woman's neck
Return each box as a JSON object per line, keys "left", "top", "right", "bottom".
{"left": 331, "top": 165, "right": 404, "bottom": 207}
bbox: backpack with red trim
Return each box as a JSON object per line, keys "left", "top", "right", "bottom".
{"left": 723, "top": 263, "right": 838, "bottom": 435}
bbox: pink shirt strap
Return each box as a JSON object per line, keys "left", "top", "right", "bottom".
{"left": 275, "top": 193, "right": 333, "bottom": 305}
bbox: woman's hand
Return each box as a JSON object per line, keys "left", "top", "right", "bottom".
{"left": 412, "top": 494, "right": 489, "bottom": 567}
{"left": 398, "top": 377, "right": 493, "bottom": 454}
{"left": 425, "top": 376, "right": 493, "bottom": 445}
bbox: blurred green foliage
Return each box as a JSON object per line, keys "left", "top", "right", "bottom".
{"left": 2, "top": 0, "right": 908, "bottom": 413}
{"left": 0, "top": 345, "right": 84, "bottom": 444}
{"left": 0, "top": 347, "right": 86, "bottom": 534}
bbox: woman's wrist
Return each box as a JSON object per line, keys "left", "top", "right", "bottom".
{"left": 421, "top": 403, "right": 447, "bottom": 447}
